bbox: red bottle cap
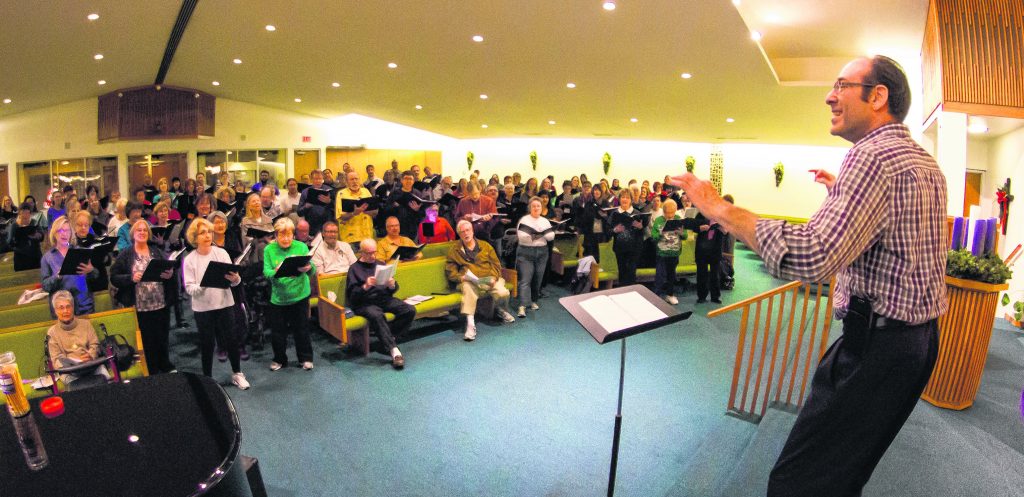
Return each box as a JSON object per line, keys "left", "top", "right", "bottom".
{"left": 40, "top": 396, "right": 64, "bottom": 418}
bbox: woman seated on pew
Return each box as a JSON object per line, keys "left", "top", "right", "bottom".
{"left": 8, "top": 201, "right": 45, "bottom": 271}
{"left": 72, "top": 210, "right": 110, "bottom": 293}
{"left": 41, "top": 215, "right": 99, "bottom": 317}
{"left": 110, "top": 220, "right": 179, "bottom": 374}
{"left": 46, "top": 290, "right": 109, "bottom": 390}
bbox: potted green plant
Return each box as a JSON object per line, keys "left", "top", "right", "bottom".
{"left": 773, "top": 162, "right": 784, "bottom": 187}
{"left": 530, "top": 151, "right": 538, "bottom": 171}
{"left": 685, "top": 156, "right": 696, "bottom": 173}
{"left": 466, "top": 151, "right": 474, "bottom": 171}
{"left": 602, "top": 152, "right": 611, "bottom": 175}
{"left": 922, "top": 249, "right": 1012, "bottom": 410}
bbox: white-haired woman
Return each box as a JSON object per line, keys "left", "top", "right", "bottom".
{"left": 262, "top": 217, "right": 316, "bottom": 371}
{"left": 183, "top": 218, "right": 249, "bottom": 390}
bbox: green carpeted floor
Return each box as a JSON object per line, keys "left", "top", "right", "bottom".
{"left": 166, "top": 247, "right": 1024, "bottom": 496}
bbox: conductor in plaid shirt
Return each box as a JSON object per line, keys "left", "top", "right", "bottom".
{"left": 673, "top": 55, "right": 947, "bottom": 497}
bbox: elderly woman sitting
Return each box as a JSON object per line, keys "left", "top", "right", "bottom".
{"left": 46, "top": 290, "right": 109, "bottom": 390}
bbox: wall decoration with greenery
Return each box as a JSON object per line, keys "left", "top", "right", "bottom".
{"left": 530, "top": 151, "right": 538, "bottom": 171}
{"left": 602, "top": 152, "right": 611, "bottom": 175}
{"left": 773, "top": 162, "right": 784, "bottom": 187}
{"left": 466, "top": 151, "right": 474, "bottom": 171}
{"left": 685, "top": 156, "right": 696, "bottom": 173}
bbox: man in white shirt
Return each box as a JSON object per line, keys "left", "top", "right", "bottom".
{"left": 311, "top": 220, "right": 357, "bottom": 275}
{"left": 277, "top": 178, "right": 302, "bottom": 217}
{"left": 363, "top": 165, "right": 384, "bottom": 193}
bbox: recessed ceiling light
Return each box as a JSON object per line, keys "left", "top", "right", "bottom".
{"left": 98, "top": 80, "right": 106, "bottom": 85}
{"left": 265, "top": 25, "right": 276, "bottom": 32}
{"left": 212, "top": 81, "right": 220, "bottom": 86}
{"left": 566, "top": 82, "right": 576, "bottom": 89}
{"left": 479, "top": 94, "right": 488, "bottom": 100}
{"left": 415, "top": 105, "right": 423, "bottom": 110}
{"left": 481, "top": 124, "right": 489, "bottom": 128}
{"left": 388, "top": 62, "right": 398, "bottom": 69}
{"left": 630, "top": 117, "right": 638, "bottom": 123}
{"left": 732, "top": 0, "right": 741, "bottom": 5}
{"left": 2, "top": 99, "right": 11, "bottom": 104}
{"left": 726, "top": 118, "right": 735, "bottom": 123}
{"left": 472, "top": 35, "right": 484, "bottom": 43}
{"left": 968, "top": 118, "right": 989, "bottom": 134}
{"left": 603, "top": 1, "right": 616, "bottom": 11}
{"left": 294, "top": 98, "right": 302, "bottom": 103}
{"left": 681, "top": 73, "right": 692, "bottom": 79}
{"left": 87, "top": 13, "right": 99, "bottom": 21}
{"left": 750, "top": 31, "right": 762, "bottom": 42}
{"left": 233, "top": 58, "right": 243, "bottom": 64}
{"left": 93, "top": 54, "right": 104, "bottom": 60}
{"left": 548, "top": 120, "right": 556, "bottom": 125}
{"left": 331, "top": 82, "right": 341, "bottom": 87}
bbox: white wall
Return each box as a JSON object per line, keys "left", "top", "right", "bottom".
{"left": 985, "top": 126, "right": 1024, "bottom": 307}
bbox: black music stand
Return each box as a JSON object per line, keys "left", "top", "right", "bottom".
{"left": 559, "top": 284, "right": 691, "bottom": 497}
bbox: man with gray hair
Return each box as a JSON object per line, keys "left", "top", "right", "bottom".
{"left": 260, "top": 186, "right": 282, "bottom": 219}
{"left": 446, "top": 220, "right": 515, "bottom": 341}
{"left": 344, "top": 238, "right": 415, "bottom": 369}
{"left": 46, "top": 290, "right": 108, "bottom": 389}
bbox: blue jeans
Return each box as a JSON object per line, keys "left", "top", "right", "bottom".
{"left": 516, "top": 245, "right": 548, "bottom": 307}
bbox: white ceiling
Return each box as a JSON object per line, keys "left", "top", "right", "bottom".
{"left": 0, "top": 0, "right": 932, "bottom": 146}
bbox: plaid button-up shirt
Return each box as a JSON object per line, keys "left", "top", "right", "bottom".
{"left": 756, "top": 123, "right": 948, "bottom": 325}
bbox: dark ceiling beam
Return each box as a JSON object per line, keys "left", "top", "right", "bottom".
{"left": 154, "top": 0, "right": 199, "bottom": 85}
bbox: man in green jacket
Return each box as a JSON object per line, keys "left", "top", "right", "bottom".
{"left": 446, "top": 220, "right": 515, "bottom": 341}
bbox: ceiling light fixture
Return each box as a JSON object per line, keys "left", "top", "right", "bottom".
{"left": 98, "top": 80, "right": 106, "bottom": 85}
{"left": 294, "top": 98, "right": 302, "bottom": 103}
{"left": 630, "top": 117, "right": 638, "bottom": 123}
{"left": 480, "top": 94, "right": 488, "bottom": 100}
{"left": 415, "top": 105, "right": 423, "bottom": 110}
{"left": 233, "top": 58, "right": 243, "bottom": 64}
{"left": 968, "top": 118, "right": 989, "bottom": 134}
{"left": 750, "top": 31, "right": 762, "bottom": 42}
{"left": 388, "top": 62, "right": 398, "bottom": 69}
{"left": 2, "top": 99, "right": 11, "bottom": 104}
{"left": 212, "top": 81, "right": 220, "bottom": 86}
{"left": 481, "top": 124, "right": 489, "bottom": 128}
{"left": 603, "top": 1, "right": 616, "bottom": 11}
{"left": 265, "top": 25, "right": 276, "bottom": 32}
{"left": 472, "top": 35, "right": 484, "bottom": 42}
{"left": 93, "top": 54, "right": 104, "bottom": 60}
{"left": 726, "top": 118, "right": 735, "bottom": 123}
{"left": 548, "top": 120, "right": 556, "bottom": 125}
{"left": 566, "top": 82, "right": 576, "bottom": 89}
{"left": 332, "top": 82, "right": 341, "bottom": 87}
{"left": 681, "top": 73, "right": 692, "bottom": 79}
{"left": 732, "top": 0, "right": 741, "bottom": 5}
{"left": 87, "top": 13, "right": 99, "bottom": 21}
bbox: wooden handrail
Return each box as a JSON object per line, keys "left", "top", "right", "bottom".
{"left": 709, "top": 279, "right": 834, "bottom": 422}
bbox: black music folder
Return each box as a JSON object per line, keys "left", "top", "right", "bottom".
{"left": 421, "top": 222, "right": 435, "bottom": 238}
{"left": 140, "top": 258, "right": 180, "bottom": 282}
{"left": 59, "top": 246, "right": 98, "bottom": 275}
{"left": 200, "top": 261, "right": 242, "bottom": 289}
{"left": 340, "top": 197, "right": 379, "bottom": 213}
{"left": 662, "top": 219, "right": 685, "bottom": 232}
{"left": 388, "top": 244, "right": 425, "bottom": 261}
{"left": 274, "top": 255, "right": 313, "bottom": 278}
{"left": 245, "top": 226, "right": 275, "bottom": 240}
{"left": 304, "top": 187, "right": 333, "bottom": 207}
{"left": 559, "top": 285, "right": 691, "bottom": 344}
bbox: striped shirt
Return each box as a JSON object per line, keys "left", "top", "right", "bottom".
{"left": 755, "top": 123, "right": 948, "bottom": 325}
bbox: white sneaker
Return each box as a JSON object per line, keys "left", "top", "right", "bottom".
{"left": 498, "top": 309, "right": 516, "bottom": 323}
{"left": 517, "top": 306, "right": 527, "bottom": 318}
{"left": 269, "top": 362, "right": 283, "bottom": 371}
{"left": 666, "top": 295, "right": 679, "bottom": 305}
{"left": 530, "top": 302, "right": 540, "bottom": 311}
{"left": 464, "top": 322, "right": 477, "bottom": 341}
{"left": 301, "top": 361, "right": 314, "bottom": 371}
{"left": 232, "top": 373, "right": 250, "bottom": 390}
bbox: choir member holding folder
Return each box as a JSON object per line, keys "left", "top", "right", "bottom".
{"left": 515, "top": 197, "right": 555, "bottom": 318}
{"left": 417, "top": 204, "right": 456, "bottom": 244}
{"left": 72, "top": 211, "right": 113, "bottom": 293}
{"left": 610, "top": 189, "right": 648, "bottom": 285}
{"left": 41, "top": 216, "right": 98, "bottom": 317}
{"left": 182, "top": 219, "right": 250, "bottom": 390}
{"left": 649, "top": 199, "right": 685, "bottom": 305}
{"left": 297, "top": 169, "right": 333, "bottom": 238}
{"left": 263, "top": 217, "right": 316, "bottom": 371}
{"left": 336, "top": 171, "right": 378, "bottom": 244}
{"left": 8, "top": 202, "right": 44, "bottom": 271}
{"left": 110, "top": 220, "right": 179, "bottom": 374}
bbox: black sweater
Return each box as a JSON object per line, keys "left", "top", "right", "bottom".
{"left": 345, "top": 260, "right": 400, "bottom": 308}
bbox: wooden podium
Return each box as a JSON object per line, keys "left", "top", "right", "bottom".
{"left": 921, "top": 276, "right": 1008, "bottom": 410}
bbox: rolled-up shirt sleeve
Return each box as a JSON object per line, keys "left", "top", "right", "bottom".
{"left": 755, "top": 149, "right": 887, "bottom": 283}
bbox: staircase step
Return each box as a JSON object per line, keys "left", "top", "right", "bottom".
{"left": 716, "top": 408, "right": 796, "bottom": 497}
{"left": 661, "top": 415, "right": 758, "bottom": 496}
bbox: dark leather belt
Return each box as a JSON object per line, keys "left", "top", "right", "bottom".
{"left": 848, "top": 296, "right": 909, "bottom": 330}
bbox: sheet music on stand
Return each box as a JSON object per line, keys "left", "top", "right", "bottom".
{"left": 560, "top": 285, "right": 690, "bottom": 344}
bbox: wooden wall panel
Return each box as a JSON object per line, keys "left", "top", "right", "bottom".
{"left": 97, "top": 86, "right": 216, "bottom": 142}
{"left": 926, "top": 0, "right": 1024, "bottom": 119}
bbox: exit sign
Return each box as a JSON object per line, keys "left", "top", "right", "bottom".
{"left": 302, "top": 136, "right": 311, "bottom": 143}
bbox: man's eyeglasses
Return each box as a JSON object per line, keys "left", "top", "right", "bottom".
{"left": 832, "top": 80, "right": 876, "bottom": 93}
